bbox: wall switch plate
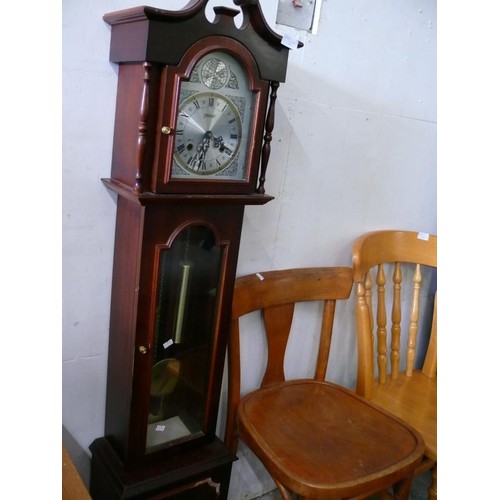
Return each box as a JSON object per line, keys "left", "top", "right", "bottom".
{"left": 276, "top": 0, "right": 323, "bottom": 34}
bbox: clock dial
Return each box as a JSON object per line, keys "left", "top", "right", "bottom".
{"left": 174, "top": 92, "right": 242, "bottom": 175}
{"left": 171, "top": 50, "right": 255, "bottom": 182}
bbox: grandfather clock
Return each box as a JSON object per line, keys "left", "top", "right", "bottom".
{"left": 89, "top": 1, "right": 300, "bottom": 499}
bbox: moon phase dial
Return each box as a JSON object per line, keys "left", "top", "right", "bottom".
{"left": 201, "top": 58, "right": 229, "bottom": 90}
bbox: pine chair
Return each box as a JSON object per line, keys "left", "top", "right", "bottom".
{"left": 352, "top": 230, "right": 437, "bottom": 499}
{"left": 224, "top": 267, "right": 424, "bottom": 500}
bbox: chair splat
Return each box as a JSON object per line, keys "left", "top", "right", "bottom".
{"left": 261, "top": 303, "right": 295, "bottom": 387}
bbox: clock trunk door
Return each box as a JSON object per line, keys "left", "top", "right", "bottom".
{"left": 146, "top": 225, "right": 223, "bottom": 453}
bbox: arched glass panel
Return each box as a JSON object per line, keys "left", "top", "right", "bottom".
{"left": 146, "top": 225, "right": 222, "bottom": 451}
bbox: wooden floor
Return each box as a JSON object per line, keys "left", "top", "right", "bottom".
{"left": 62, "top": 446, "right": 91, "bottom": 500}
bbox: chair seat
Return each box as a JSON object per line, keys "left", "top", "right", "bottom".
{"left": 371, "top": 371, "right": 437, "bottom": 462}
{"left": 237, "top": 379, "right": 425, "bottom": 499}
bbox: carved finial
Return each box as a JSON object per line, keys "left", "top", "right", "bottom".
{"left": 234, "top": 0, "right": 286, "bottom": 47}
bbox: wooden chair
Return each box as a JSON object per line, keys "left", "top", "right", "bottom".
{"left": 352, "top": 230, "right": 437, "bottom": 499}
{"left": 224, "top": 267, "right": 425, "bottom": 500}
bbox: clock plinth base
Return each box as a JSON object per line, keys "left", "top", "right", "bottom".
{"left": 89, "top": 437, "right": 236, "bottom": 500}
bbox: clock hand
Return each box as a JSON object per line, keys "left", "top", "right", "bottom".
{"left": 211, "top": 135, "right": 226, "bottom": 152}
{"left": 182, "top": 114, "right": 207, "bottom": 135}
{"left": 193, "top": 133, "right": 211, "bottom": 170}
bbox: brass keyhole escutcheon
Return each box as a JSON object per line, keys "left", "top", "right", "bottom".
{"left": 161, "top": 126, "right": 172, "bottom": 135}
{"left": 138, "top": 346, "right": 147, "bottom": 354}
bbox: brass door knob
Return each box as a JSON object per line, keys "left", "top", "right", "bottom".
{"left": 161, "top": 126, "right": 172, "bottom": 135}
{"left": 138, "top": 346, "right": 147, "bottom": 354}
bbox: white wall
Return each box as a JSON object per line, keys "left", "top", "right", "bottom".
{"left": 62, "top": 0, "right": 436, "bottom": 497}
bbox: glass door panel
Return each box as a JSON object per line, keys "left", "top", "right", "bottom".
{"left": 146, "top": 225, "right": 222, "bottom": 451}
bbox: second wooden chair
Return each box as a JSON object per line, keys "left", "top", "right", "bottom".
{"left": 224, "top": 267, "right": 424, "bottom": 499}
{"left": 352, "top": 230, "right": 437, "bottom": 499}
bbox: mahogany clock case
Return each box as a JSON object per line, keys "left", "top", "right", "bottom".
{"left": 90, "top": 2, "right": 299, "bottom": 498}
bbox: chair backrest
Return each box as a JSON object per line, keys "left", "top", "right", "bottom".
{"left": 224, "top": 267, "right": 353, "bottom": 452}
{"left": 352, "top": 230, "right": 437, "bottom": 398}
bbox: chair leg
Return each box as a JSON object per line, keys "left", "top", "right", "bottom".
{"left": 376, "top": 489, "right": 396, "bottom": 500}
{"left": 274, "top": 478, "right": 293, "bottom": 500}
{"left": 428, "top": 464, "right": 437, "bottom": 500}
{"left": 392, "top": 476, "right": 412, "bottom": 500}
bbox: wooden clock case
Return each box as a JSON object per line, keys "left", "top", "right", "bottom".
{"left": 89, "top": 2, "right": 299, "bottom": 498}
